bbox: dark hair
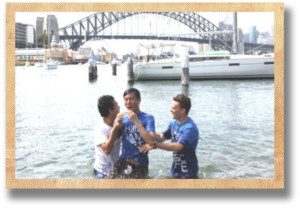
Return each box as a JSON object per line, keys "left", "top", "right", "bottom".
{"left": 123, "top": 88, "right": 141, "bottom": 99}
{"left": 97, "top": 95, "right": 115, "bottom": 117}
{"left": 173, "top": 94, "right": 191, "bottom": 115}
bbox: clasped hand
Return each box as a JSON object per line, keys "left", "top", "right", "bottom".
{"left": 139, "top": 144, "right": 154, "bottom": 153}
{"left": 113, "top": 113, "right": 124, "bottom": 129}
{"left": 127, "top": 110, "right": 139, "bottom": 125}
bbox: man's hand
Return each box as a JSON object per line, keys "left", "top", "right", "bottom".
{"left": 139, "top": 144, "right": 154, "bottom": 154}
{"left": 127, "top": 110, "right": 139, "bottom": 125}
{"left": 113, "top": 113, "right": 124, "bottom": 129}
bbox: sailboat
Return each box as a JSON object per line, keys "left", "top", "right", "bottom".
{"left": 132, "top": 43, "right": 274, "bottom": 80}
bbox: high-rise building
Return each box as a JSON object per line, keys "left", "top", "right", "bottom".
{"left": 249, "top": 26, "right": 257, "bottom": 44}
{"left": 15, "top": 22, "right": 35, "bottom": 48}
{"left": 15, "top": 22, "right": 27, "bottom": 48}
{"left": 26, "top": 25, "right": 35, "bottom": 44}
{"left": 218, "top": 21, "right": 233, "bottom": 42}
{"left": 43, "top": 15, "right": 59, "bottom": 48}
{"left": 35, "top": 17, "right": 44, "bottom": 36}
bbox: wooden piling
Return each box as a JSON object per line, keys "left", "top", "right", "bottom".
{"left": 181, "top": 54, "right": 189, "bottom": 86}
{"left": 127, "top": 57, "right": 134, "bottom": 83}
{"left": 111, "top": 59, "right": 117, "bottom": 76}
{"left": 89, "top": 59, "right": 97, "bottom": 81}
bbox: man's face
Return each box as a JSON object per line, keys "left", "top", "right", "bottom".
{"left": 170, "top": 101, "right": 185, "bottom": 120}
{"left": 111, "top": 100, "right": 120, "bottom": 117}
{"left": 124, "top": 92, "right": 141, "bottom": 113}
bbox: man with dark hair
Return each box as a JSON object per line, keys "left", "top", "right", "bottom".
{"left": 93, "top": 95, "right": 123, "bottom": 179}
{"left": 108, "top": 88, "right": 156, "bottom": 179}
{"left": 141, "top": 94, "right": 199, "bottom": 179}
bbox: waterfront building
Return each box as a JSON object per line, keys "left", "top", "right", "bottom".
{"left": 45, "top": 35, "right": 68, "bottom": 63}
{"left": 15, "top": 23, "right": 34, "bottom": 48}
{"left": 15, "top": 48, "right": 45, "bottom": 64}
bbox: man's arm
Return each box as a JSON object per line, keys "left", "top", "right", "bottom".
{"left": 155, "top": 141, "right": 184, "bottom": 152}
{"left": 127, "top": 111, "right": 155, "bottom": 145}
{"left": 100, "top": 127, "right": 120, "bottom": 154}
{"left": 100, "top": 113, "right": 123, "bottom": 154}
{"left": 139, "top": 133, "right": 183, "bottom": 153}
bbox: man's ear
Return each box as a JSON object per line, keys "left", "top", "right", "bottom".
{"left": 180, "top": 107, "right": 186, "bottom": 115}
{"left": 108, "top": 107, "right": 114, "bottom": 114}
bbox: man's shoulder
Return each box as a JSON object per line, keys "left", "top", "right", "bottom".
{"left": 94, "top": 119, "right": 111, "bottom": 132}
{"left": 184, "top": 118, "right": 199, "bottom": 130}
{"left": 139, "top": 112, "right": 154, "bottom": 119}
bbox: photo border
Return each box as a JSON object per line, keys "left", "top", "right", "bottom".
{"left": 6, "top": 2, "right": 284, "bottom": 189}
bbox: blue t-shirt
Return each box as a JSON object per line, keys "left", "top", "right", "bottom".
{"left": 120, "top": 112, "right": 155, "bottom": 167}
{"left": 163, "top": 117, "right": 199, "bottom": 179}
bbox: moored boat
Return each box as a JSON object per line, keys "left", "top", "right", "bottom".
{"left": 133, "top": 53, "right": 274, "bottom": 80}
{"left": 44, "top": 59, "right": 57, "bottom": 70}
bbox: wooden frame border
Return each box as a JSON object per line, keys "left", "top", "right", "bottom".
{"left": 6, "top": 2, "right": 284, "bottom": 189}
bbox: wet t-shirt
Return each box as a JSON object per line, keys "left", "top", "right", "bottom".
{"left": 120, "top": 112, "right": 155, "bottom": 167}
{"left": 163, "top": 118, "right": 199, "bottom": 179}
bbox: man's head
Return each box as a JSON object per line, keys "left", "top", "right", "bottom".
{"left": 123, "top": 88, "right": 141, "bottom": 113}
{"left": 171, "top": 94, "right": 191, "bottom": 119}
{"left": 97, "top": 95, "right": 120, "bottom": 118}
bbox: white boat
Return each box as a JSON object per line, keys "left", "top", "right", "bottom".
{"left": 44, "top": 60, "right": 57, "bottom": 70}
{"left": 133, "top": 53, "right": 274, "bottom": 80}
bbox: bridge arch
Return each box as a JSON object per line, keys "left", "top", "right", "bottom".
{"left": 59, "top": 12, "right": 232, "bottom": 51}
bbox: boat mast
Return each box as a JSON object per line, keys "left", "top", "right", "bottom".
{"left": 232, "top": 12, "right": 238, "bottom": 54}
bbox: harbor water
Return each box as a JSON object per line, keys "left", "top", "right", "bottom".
{"left": 15, "top": 63, "right": 274, "bottom": 179}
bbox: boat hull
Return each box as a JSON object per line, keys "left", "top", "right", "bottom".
{"left": 133, "top": 56, "right": 274, "bottom": 80}
{"left": 44, "top": 63, "right": 57, "bottom": 70}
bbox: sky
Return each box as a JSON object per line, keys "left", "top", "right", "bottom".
{"left": 15, "top": 12, "right": 274, "bottom": 35}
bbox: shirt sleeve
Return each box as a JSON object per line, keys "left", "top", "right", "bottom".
{"left": 145, "top": 115, "right": 155, "bottom": 132}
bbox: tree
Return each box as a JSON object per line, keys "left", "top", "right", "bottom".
{"left": 36, "top": 33, "right": 53, "bottom": 48}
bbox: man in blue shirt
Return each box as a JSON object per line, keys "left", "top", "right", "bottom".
{"left": 141, "top": 94, "right": 199, "bottom": 179}
{"left": 108, "top": 88, "right": 156, "bottom": 179}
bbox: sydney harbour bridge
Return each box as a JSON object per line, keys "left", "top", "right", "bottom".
{"left": 58, "top": 12, "right": 274, "bottom": 54}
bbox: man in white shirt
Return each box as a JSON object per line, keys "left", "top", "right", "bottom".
{"left": 93, "top": 95, "right": 123, "bottom": 178}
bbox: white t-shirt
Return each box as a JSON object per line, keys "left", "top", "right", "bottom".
{"left": 93, "top": 119, "right": 122, "bottom": 175}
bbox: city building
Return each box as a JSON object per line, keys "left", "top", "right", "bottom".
{"left": 15, "top": 22, "right": 35, "bottom": 48}
{"left": 45, "top": 35, "right": 68, "bottom": 63}
{"left": 35, "top": 17, "right": 44, "bottom": 37}
{"left": 218, "top": 21, "right": 233, "bottom": 42}
{"left": 43, "top": 15, "right": 59, "bottom": 48}
{"left": 15, "top": 48, "right": 45, "bottom": 65}
{"left": 249, "top": 26, "right": 257, "bottom": 44}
